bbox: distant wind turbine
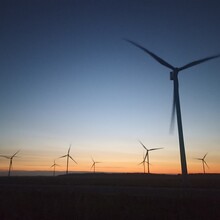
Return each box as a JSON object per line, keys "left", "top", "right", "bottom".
{"left": 139, "top": 140, "right": 163, "bottom": 174}
{"left": 91, "top": 157, "right": 101, "bottom": 173}
{"left": 59, "top": 145, "right": 77, "bottom": 174}
{"left": 51, "top": 160, "right": 60, "bottom": 176}
{"left": 195, "top": 153, "right": 209, "bottom": 174}
{"left": 126, "top": 39, "right": 220, "bottom": 175}
{"left": 0, "top": 150, "right": 20, "bottom": 176}
{"left": 139, "top": 151, "right": 150, "bottom": 174}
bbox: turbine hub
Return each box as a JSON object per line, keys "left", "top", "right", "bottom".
{"left": 170, "top": 68, "right": 179, "bottom": 80}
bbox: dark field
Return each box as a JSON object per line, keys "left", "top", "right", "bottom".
{"left": 0, "top": 173, "right": 219, "bottom": 220}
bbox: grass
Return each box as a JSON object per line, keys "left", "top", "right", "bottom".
{"left": 0, "top": 173, "right": 219, "bottom": 220}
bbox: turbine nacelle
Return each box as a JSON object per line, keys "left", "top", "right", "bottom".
{"left": 170, "top": 68, "right": 179, "bottom": 80}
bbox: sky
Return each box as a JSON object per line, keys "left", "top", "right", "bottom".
{"left": 0, "top": 0, "right": 220, "bottom": 175}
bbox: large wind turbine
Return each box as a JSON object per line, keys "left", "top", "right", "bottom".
{"left": 59, "top": 145, "right": 77, "bottom": 174}
{"left": 51, "top": 160, "right": 60, "bottom": 176}
{"left": 139, "top": 141, "right": 163, "bottom": 174}
{"left": 126, "top": 39, "right": 220, "bottom": 175}
{"left": 195, "top": 153, "right": 209, "bottom": 174}
{"left": 91, "top": 157, "right": 101, "bottom": 173}
{"left": 0, "top": 150, "right": 20, "bottom": 176}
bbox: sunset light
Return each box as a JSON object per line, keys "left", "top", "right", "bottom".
{"left": 1, "top": 1, "right": 220, "bottom": 219}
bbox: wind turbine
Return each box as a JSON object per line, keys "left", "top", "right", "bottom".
{"left": 139, "top": 151, "right": 150, "bottom": 174}
{"left": 126, "top": 39, "right": 220, "bottom": 175}
{"left": 0, "top": 150, "right": 20, "bottom": 176}
{"left": 139, "top": 140, "right": 163, "bottom": 174}
{"left": 59, "top": 145, "right": 77, "bottom": 174}
{"left": 91, "top": 157, "right": 101, "bottom": 173}
{"left": 195, "top": 153, "right": 209, "bottom": 174}
{"left": 51, "top": 160, "right": 60, "bottom": 176}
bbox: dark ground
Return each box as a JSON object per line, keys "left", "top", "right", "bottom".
{"left": 0, "top": 173, "right": 219, "bottom": 220}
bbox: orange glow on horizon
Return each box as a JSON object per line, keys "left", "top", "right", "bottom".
{"left": 0, "top": 160, "right": 219, "bottom": 175}
{"left": 0, "top": 144, "right": 219, "bottom": 176}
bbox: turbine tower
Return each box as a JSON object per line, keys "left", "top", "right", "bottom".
{"left": 91, "top": 157, "right": 101, "bottom": 173}
{"left": 51, "top": 160, "right": 60, "bottom": 176}
{"left": 0, "top": 150, "right": 20, "bottom": 176}
{"left": 139, "top": 151, "right": 150, "bottom": 174}
{"left": 195, "top": 153, "right": 209, "bottom": 174}
{"left": 59, "top": 145, "right": 77, "bottom": 174}
{"left": 126, "top": 39, "right": 220, "bottom": 175}
{"left": 139, "top": 140, "right": 163, "bottom": 174}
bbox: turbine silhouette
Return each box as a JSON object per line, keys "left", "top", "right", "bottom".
{"left": 91, "top": 157, "right": 101, "bottom": 173}
{"left": 126, "top": 39, "right": 220, "bottom": 175}
{"left": 50, "top": 160, "right": 60, "bottom": 176}
{"left": 0, "top": 150, "right": 20, "bottom": 176}
{"left": 139, "top": 151, "right": 150, "bottom": 174}
{"left": 59, "top": 145, "right": 77, "bottom": 174}
{"left": 139, "top": 140, "right": 163, "bottom": 174}
{"left": 195, "top": 153, "right": 209, "bottom": 174}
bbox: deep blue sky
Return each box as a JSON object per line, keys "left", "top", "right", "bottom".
{"left": 0, "top": 0, "right": 220, "bottom": 173}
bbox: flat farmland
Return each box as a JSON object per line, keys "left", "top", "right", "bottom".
{"left": 0, "top": 174, "right": 219, "bottom": 220}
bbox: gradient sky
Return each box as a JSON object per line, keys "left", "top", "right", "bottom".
{"left": 0, "top": 0, "right": 220, "bottom": 175}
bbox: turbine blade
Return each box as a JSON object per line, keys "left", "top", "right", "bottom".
{"left": 179, "top": 54, "right": 220, "bottom": 71}
{"left": 124, "top": 39, "right": 175, "bottom": 70}
{"left": 195, "top": 158, "right": 202, "bottom": 160}
{"left": 91, "top": 163, "right": 95, "bottom": 169}
{"left": 143, "top": 151, "right": 148, "bottom": 161}
{"left": 69, "top": 155, "right": 77, "bottom": 164}
{"left": 149, "top": 147, "right": 163, "bottom": 151}
{"left": 170, "top": 87, "right": 176, "bottom": 134}
{"left": 138, "top": 140, "right": 147, "bottom": 150}
{"left": 0, "top": 155, "right": 10, "bottom": 159}
{"left": 204, "top": 160, "right": 209, "bottom": 168}
{"left": 145, "top": 161, "right": 151, "bottom": 165}
{"left": 12, "top": 150, "right": 20, "bottom": 157}
{"left": 203, "top": 153, "right": 208, "bottom": 160}
{"left": 59, "top": 155, "right": 67, "bottom": 159}
{"left": 68, "top": 145, "right": 71, "bottom": 154}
